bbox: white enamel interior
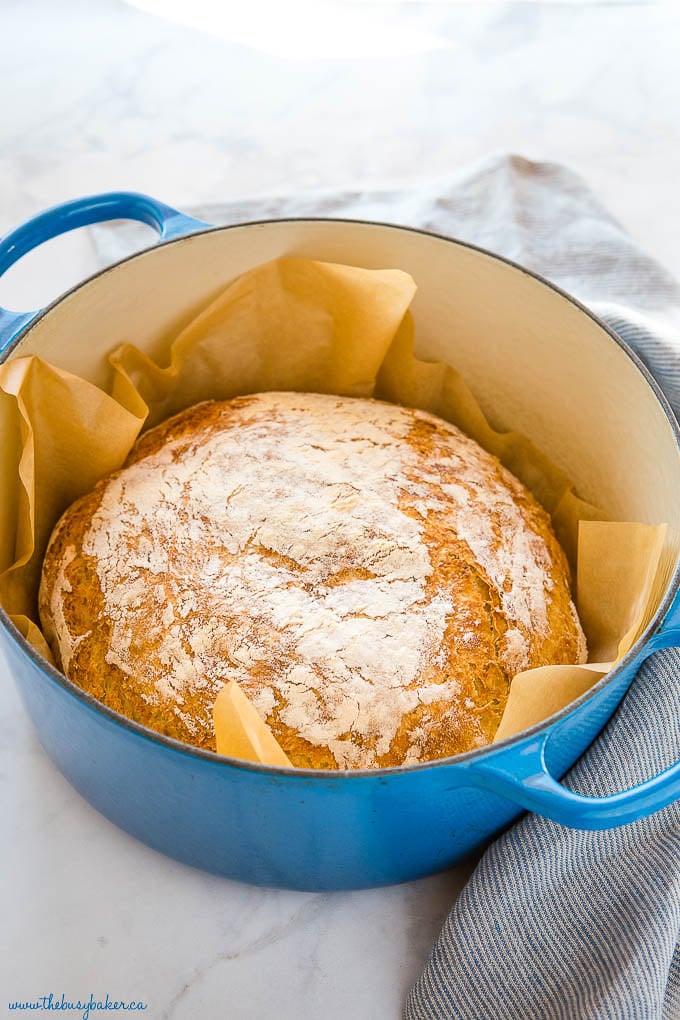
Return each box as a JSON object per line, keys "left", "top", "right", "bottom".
{"left": 9, "top": 219, "right": 680, "bottom": 553}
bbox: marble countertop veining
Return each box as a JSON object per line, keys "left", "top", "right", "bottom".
{"left": 0, "top": 1, "right": 677, "bottom": 1017}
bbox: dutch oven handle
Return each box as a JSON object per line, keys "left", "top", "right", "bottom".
{"left": 464, "top": 591, "right": 680, "bottom": 830}
{"left": 465, "top": 736, "right": 680, "bottom": 830}
{"left": 0, "top": 192, "right": 209, "bottom": 349}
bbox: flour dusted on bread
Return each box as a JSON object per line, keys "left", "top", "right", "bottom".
{"left": 39, "top": 392, "right": 586, "bottom": 769}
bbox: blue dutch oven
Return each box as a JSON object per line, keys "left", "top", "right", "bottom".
{"left": 1, "top": 192, "right": 679, "bottom": 891}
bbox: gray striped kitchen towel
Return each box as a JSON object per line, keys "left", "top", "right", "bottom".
{"left": 92, "top": 154, "right": 680, "bottom": 1019}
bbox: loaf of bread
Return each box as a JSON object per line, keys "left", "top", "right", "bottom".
{"left": 39, "top": 392, "right": 586, "bottom": 769}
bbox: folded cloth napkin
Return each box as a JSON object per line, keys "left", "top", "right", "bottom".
{"left": 92, "top": 154, "right": 680, "bottom": 1019}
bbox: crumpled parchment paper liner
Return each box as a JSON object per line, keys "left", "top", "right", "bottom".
{"left": 0, "top": 256, "right": 669, "bottom": 766}
{"left": 110, "top": 258, "right": 418, "bottom": 427}
{"left": 493, "top": 520, "right": 669, "bottom": 743}
{"left": 0, "top": 356, "right": 144, "bottom": 662}
{"left": 213, "top": 681, "right": 292, "bottom": 767}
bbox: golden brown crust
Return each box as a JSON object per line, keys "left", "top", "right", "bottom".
{"left": 39, "top": 392, "right": 586, "bottom": 769}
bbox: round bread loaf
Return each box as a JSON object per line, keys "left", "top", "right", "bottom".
{"left": 39, "top": 392, "right": 586, "bottom": 769}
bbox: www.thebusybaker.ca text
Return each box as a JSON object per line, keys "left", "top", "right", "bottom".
{"left": 7, "top": 993, "right": 147, "bottom": 1020}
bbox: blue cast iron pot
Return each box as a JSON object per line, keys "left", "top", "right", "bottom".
{"left": 1, "top": 192, "right": 679, "bottom": 891}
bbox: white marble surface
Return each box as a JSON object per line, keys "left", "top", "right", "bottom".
{"left": 0, "top": 1, "right": 678, "bottom": 1017}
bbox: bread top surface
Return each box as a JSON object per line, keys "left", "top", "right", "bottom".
{"left": 39, "top": 392, "right": 586, "bottom": 769}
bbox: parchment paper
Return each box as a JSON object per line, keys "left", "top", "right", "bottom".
{"left": 0, "top": 256, "right": 668, "bottom": 766}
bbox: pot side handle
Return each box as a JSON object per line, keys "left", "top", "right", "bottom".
{"left": 465, "top": 593, "right": 680, "bottom": 830}
{"left": 0, "top": 191, "right": 209, "bottom": 350}
{"left": 465, "top": 735, "right": 680, "bottom": 830}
